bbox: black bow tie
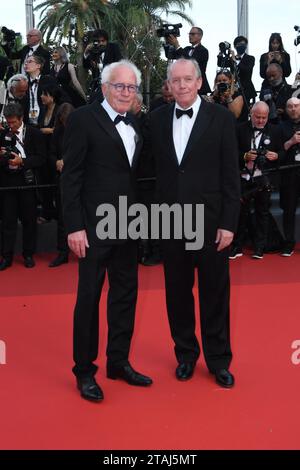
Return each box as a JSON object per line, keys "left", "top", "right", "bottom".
{"left": 30, "top": 79, "right": 38, "bottom": 86}
{"left": 252, "top": 127, "right": 264, "bottom": 132}
{"left": 114, "top": 114, "right": 130, "bottom": 125}
{"left": 176, "top": 108, "right": 193, "bottom": 119}
{"left": 29, "top": 47, "right": 33, "bottom": 52}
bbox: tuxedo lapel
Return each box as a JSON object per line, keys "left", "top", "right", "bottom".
{"left": 129, "top": 114, "right": 143, "bottom": 170}
{"left": 180, "top": 100, "right": 214, "bottom": 167}
{"left": 90, "top": 100, "right": 129, "bottom": 164}
{"left": 165, "top": 103, "right": 180, "bottom": 167}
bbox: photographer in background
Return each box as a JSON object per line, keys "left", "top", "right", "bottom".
{"left": 232, "top": 36, "right": 256, "bottom": 106}
{"left": 166, "top": 27, "right": 211, "bottom": 95}
{"left": 260, "top": 63, "right": 292, "bottom": 124}
{"left": 83, "top": 29, "right": 122, "bottom": 80}
{"left": 260, "top": 32, "right": 291, "bottom": 81}
{"left": 229, "top": 102, "right": 283, "bottom": 260}
{"left": 0, "top": 103, "right": 46, "bottom": 270}
{"left": 8, "top": 29, "right": 51, "bottom": 76}
{"left": 279, "top": 98, "right": 300, "bottom": 257}
{"left": 208, "top": 69, "right": 244, "bottom": 120}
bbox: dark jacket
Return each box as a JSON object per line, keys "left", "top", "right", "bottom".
{"left": 61, "top": 100, "right": 143, "bottom": 246}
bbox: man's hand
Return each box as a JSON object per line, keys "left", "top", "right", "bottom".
{"left": 8, "top": 153, "right": 23, "bottom": 167}
{"left": 56, "top": 159, "right": 64, "bottom": 172}
{"left": 244, "top": 149, "right": 257, "bottom": 162}
{"left": 266, "top": 151, "right": 278, "bottom": 161}
{"left": 215, "top": 229, "right": 234, "bottom": 252}
{"left": 292, "top": 131, "right": 300, "bottom": 146}
{"left": 167, "top": 34, "right": 179, "bottom": 48}
{"left": 68, "top": 230, "right": 89, "bottom": 258}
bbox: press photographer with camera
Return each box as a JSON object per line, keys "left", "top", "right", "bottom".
{"left": 208, "top": 69, "right": 244, "bottom": 120}
{"left": 260, "top": 63, "right": 292, "bottom": 124}
{"left": 260, "top": 32, "right": 291, "bottom": 80}
{"left": 279, "top": 97, "right": 300, "bottom": 256}
{"left": 0, "top": 103, "right": 46, "bottom": 270}
{"left": 165, "top": 26, "right": 211, "bottom": 95}
{"left": 229, "top": 101, "right": 284, "bottom": 260}
{"left": 83, "top": 29, "right": 122, "bottom": 80}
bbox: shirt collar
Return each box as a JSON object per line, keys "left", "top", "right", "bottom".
{"left": 31, "top": 44, "right": 40, "bottom": 52}
{"left": 16, "top": 122, "right": 24, "bottom": 136}
{"left": 101, "top": 98, "right": 127, "bottom": 122}
{"left": 175, "top": 94, "right": 201, "bottom": 113}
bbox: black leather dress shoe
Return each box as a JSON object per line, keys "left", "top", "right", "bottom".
{"left": 213, "top": 369, "right": 235, "bottom": 388}
{"left": 49, "top": 253, "right": 69, "bottom": 268}
{"left": 175, "top": 362, "right": 196, "bottom": 381}
{"left": 107, "top": 363, "right": 153, "bottom": 386}
{"left": 76, "top": 376, "right": 104, "bottom": 402}
{"left": 24, "top": 256, "right": 35, "bottom": 268}
{"left": 0, "top": 258, "right": 12, "bottom": 271}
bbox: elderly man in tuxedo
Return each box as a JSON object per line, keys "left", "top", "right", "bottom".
{"left": 61, "top": 60, "right": 152, "bottom": 402}
{"left": 9, "top": 29, "right": 51, "bottom": 76}
{"left": 147, "top": 58, "right": 240, "bottom": 387}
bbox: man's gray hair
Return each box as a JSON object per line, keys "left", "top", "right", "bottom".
{"left": 7, "top": 74, "right": 28, "bottom": 91}
{"left": 167, "top": 58, "right": 202, "bottom": 80}
{"left": 101, "top": 60, "right": 142, "bottom": 87}
{"left": 251, "top": 101, "right": 270, "bottom": 113}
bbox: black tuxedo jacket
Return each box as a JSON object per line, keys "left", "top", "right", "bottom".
{"left": 61, "top": 100, "right": 143, "bottom": 247}
{"left": 146, "top": 100, "right": 240, "bottom": 243}
{"left": 23, "top": 75, "right": 58, "bottom": 125}
{"left": 236, "top": 121, "right": 285, "bottom": 172}
{"left": 83, "top": 42, "right": 122, "bottom": 75}
{"left": 10, "top": 45, "right": 51, "bottom": 75}
{"left": 174, "top": 44, "right": 211, "bottom": 95}
{"left": 0, "top": 125, "right": 46, "bottom": 184}
{"left": 235, "top": 53, "right": 256, "bottom": 102}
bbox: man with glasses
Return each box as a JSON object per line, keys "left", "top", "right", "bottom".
{"left": 61, "top": 60, "right": 152, "bottom": 402}
{"left": 166, "top": 27, "right": 211, "bottom": 95}
{"left": 10, "top": 29, "right": 50, "bottom": 75}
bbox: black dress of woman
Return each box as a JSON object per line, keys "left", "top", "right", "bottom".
{"left": 50, "top": 63, "right": 86, "bottom": 108}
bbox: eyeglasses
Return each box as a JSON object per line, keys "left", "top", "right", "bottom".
{"left": 189, "top": 32, "right": 199, "bottom": 35}
{"left": 27, "top": 34, "right": 39, "bottom": 37}
{"left": 25, "top": 59, "right": 37, "bottom": 64}
{"left": 108, "top": 83, "right": 139, "bottom": 93}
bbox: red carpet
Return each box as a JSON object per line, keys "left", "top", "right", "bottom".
{"left": 0, "top": 251, "right": 300, "bottom": 450}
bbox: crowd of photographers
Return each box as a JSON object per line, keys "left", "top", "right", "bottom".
{"left": 0, "top": 24, "right": 300, "bottom": 269}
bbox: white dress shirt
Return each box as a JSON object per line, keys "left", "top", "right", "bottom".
{"left": 8, "top": 123, "right": 26, "bottom": 170}
{"left": 173, "top": 95, "right": 201, "bottom": 165}
{"left": 101, "top": 98, "right": 136, "bottom": 166}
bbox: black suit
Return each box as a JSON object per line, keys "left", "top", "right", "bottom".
{"left": 146, "top": 100, "right": 240, "bottom": 370}
{"left": 9, "top": 44, "right": 51, "bottom": 75}
{"left": 0, "top": 125, "right": 46, "bottom": 259}
{"left": 61, "top": 100, "right": 143, "bottom": 378}
{"left": 233, "top": 121, "right": 284, "bottom": 251}
{"left": 171, "top": 44, "right": 211, "bottom": 95}
{"left": 235, "top": 53, "right": 256, "bottom": 103}
{"left": 83, "top": 42, "right": 122, "bottom": 79}
{"left": 23, "top": 75, "right": 58, "bottom": 126}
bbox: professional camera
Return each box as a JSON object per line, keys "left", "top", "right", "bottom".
{"left": 1, "top": 26, "right": 21, "bottom": 50}
{"left": 217, "top": 82, "right": 230, "bottom": 94}
{"left": 217, "top": 41, "right": 232, "bottom": 68}
{"left": 0, "top": 131, "right": 19, "bottom": 165}
{"left": 255, "top": 135, "right": 271, "bottom": 170}
{"left": 156, "top": 23, "right": 182, "bottom": 38}
{"left": 294, "top": 25, "right": 300, "bottom": 46}
{"left": 89, "top": 40, "right": 106, "bottom": 61}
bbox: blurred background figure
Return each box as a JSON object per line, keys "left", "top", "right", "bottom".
{"left": 260, "top": 32, "right": 291, "bottom": 81}
{"left": 48, "top": 102, "right": 75, "bottom": 267}
{"left": 50, "top": 46, "right": 86, "bottom": 108}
